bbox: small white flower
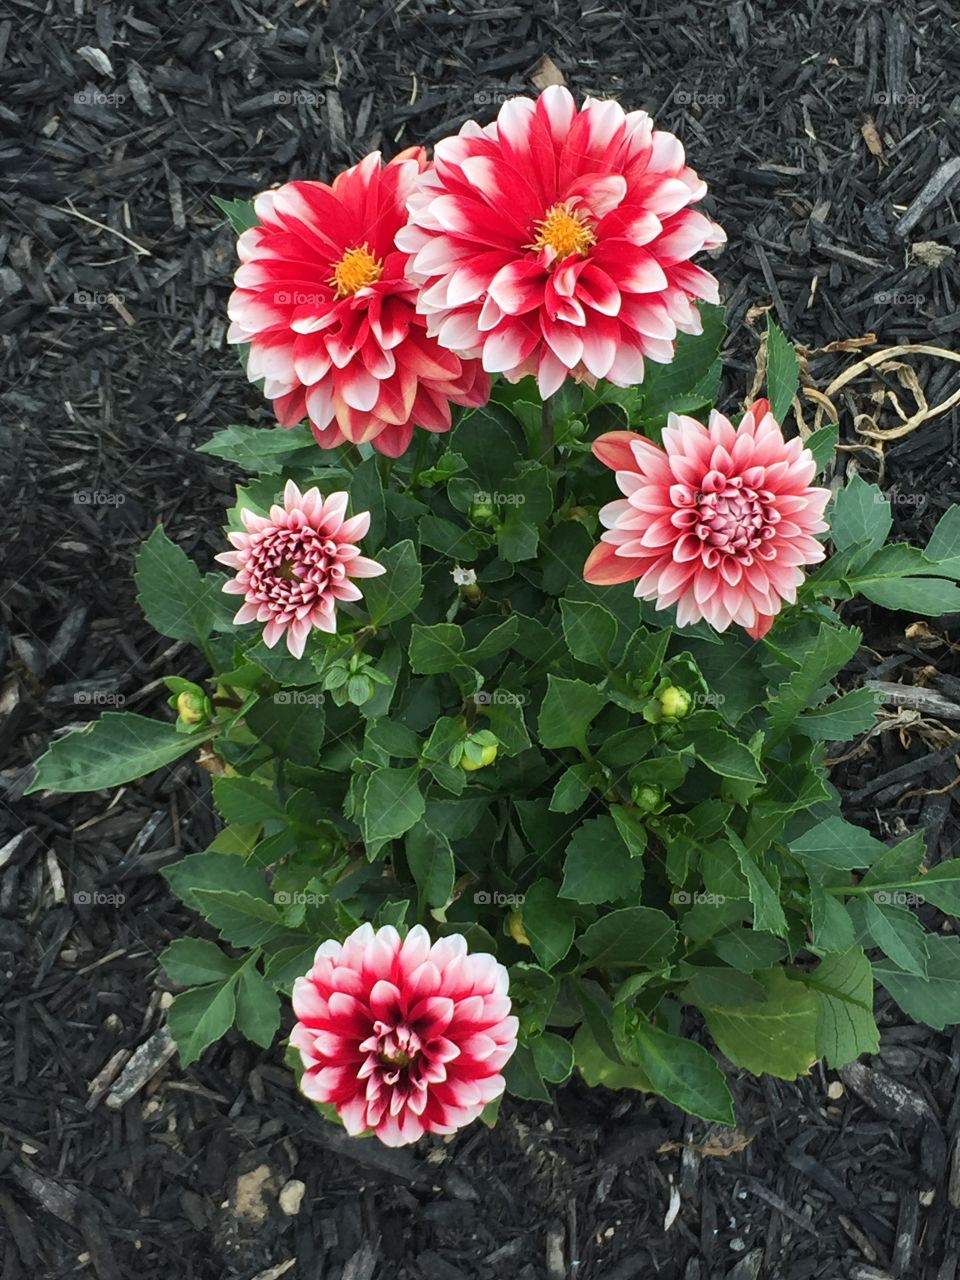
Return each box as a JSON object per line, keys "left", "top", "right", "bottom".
{"left": 451, "top": 566, "right": 477, "bottom": 587}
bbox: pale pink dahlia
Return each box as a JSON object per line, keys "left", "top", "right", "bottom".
{"left": 226, "top": 150, "right": 489, "bottom": 457}
{"left": 291, "top": 924, "right": 518, "bottom": 1147}
{"left": 397, "top": 85, "right": 726, "bottom": 398}
{"left": 216, "top": 480, "right": 385, "bottom": 659}
{"left": 583, "top": 400, "right": 831, "bottom": 640}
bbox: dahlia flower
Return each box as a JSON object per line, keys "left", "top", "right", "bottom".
{"left": 291, "top": 924, "right": 518, "bottom": 1147}
{"left": 226, "top": 151, "right": 489, "bottom": 457}
{"left": 216, "top": 480, "right": 385, "bottom": 658}
{"left": 397, "top": 85, "right": 726, "bottom": 398}
{"left": 583, "top": 400, "right": 830, "bottom": 639}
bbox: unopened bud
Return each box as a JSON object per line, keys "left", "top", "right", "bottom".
{"left": 658, "top": 685, "right": 692, "bottom": 721}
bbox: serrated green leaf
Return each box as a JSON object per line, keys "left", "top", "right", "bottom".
{"left": 803, "top": 948, "right": 879, "bottom": 1068}
{"left": 136, "top": 526, "right": 216, "bottom": 644}
{"left": 28, "top": 713, "right": 208, "bottom": 794}
{"left": 538, "top": 676, "right": 605, "bottom": 753}
{"left": 168, "top": 982, "right": 237, "bottom": 1066}
{"left": 576, "top": 907, "right": 676, "bottom": 969}
{"left": 829, "top": 474, "right": 891, "bottom": 562}
{"left": 405, "top": 822, "right": 455, "bottom": 908}
{"left": 873, "top": 935, "right": 960, "bottom": 1030}
{"left": 363, "top": 540, "right": 423, "bottom": 626}
{"left": 198, "top": 423, "right": 317, "bottom": 471}
{"left": 361, "top": 766, "right": 425, "bottom": 854}
{"left": 765, "top": 317, "right": 799, "bottom": 426}
{"left": 161, "top": 938, "right": 242, "bottom": 986}
{"left": 697, "top": 967, "right": 819, "bottom": 1080}
{"left": 560, "top": 598, "right": 618, "bottom": 669}
{"left": 692, "top": 729, "right": 763, "bottom": 783}
{"left": 795, "top": 686, "right": 880, "bottom": 739}
{"left": 521, "top": 879, "right": 578, "bottom": 970}
{"left": 560, "top": 816, "right": 644, "bottom": 905}
{"left": 192, "top": 888, "right": 285, "bottom": 947}
{"left": 503, "top": 1041, "right": 551, "bottom": 1101}
{"left": 790, "top": 817, "right": 886, "bottom": 870}
{"left": 212, "top": 195, "right": 258, "bottom": 235}
{"left": 531, "top": 1032, "right": 574, "bottom": 1084}
{"left": 235, "top": 966, "right": 281, "bottom": 1048}
{"left": 625, "top": 1021, "right": 735, "bottom": 1124}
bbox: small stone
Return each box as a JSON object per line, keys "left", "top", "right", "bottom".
{"left": 827, "top": 1080, "right": 844, "bottom": 1100}
{"left": 278, "top": 1179, "right": 306, "bottom": 1216}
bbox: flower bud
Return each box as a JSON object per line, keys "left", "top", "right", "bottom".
{"left": 631, "top": 782, "right": 663, "bottom": 813}
{"left": 507, "top": 909, "right": 530, "bottom": 946}
{"left": 461, "top": 742, "right": 498, "bottom": 771}
{"left": 469, "top": 500, "right": 497, "bottom": 526}
{"left": 176, "top": 690, "right": 210, "bottom": 725}
{"left": 658, "top": 685, "right": 692, "bottom": 721}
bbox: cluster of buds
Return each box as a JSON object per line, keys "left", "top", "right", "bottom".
{"left": 321, "top": 651, "right": 392, "bottom": 707}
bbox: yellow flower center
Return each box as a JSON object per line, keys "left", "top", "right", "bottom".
{"left": 329, "top": 243, "right": 383, "bottom": 297}
{"left": 530, "top": 203, "right": 595, "bottom": 259}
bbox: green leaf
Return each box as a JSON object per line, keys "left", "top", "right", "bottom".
{"left": 873, "top": 935, "right": 960, "bottom": 1030}
{"left": 503, "top": 1042, "right": 551, "bottom": 1101}
{"left": 789, "top": 817, "right": 886, "bottom": 870}
{"left": 497, "top": 515, "right": 539, "bottom": 563}
{"left": 576, "top": 907, "right": 677, "bottom": 969}
{"left": 161, "top": 938, "right": 241, "bottom": 986}
{"left": 246, "top": 689, "right": 326, "bottom": 766}
{"left": 405, "top": 822, "right": 455, "bottom": 908}
{"left": 481, "top": 694, "right": 531, "bottom": 757}
{"left": 212, "top": 775, "right": 284, "bottom": 825}
{"left": 198, "top": 423, "right": 317, "bottom": 471}
{"left": 364, "top": 720, "right": 421, "bottom": 760}
{"left": 860, "top": 898, "right": 928, "bottom": 976}
{"left": 538, "top": 676, "right": 605, "bottom": 753}
{"left": 638, "top": 302, "right": 726, "bottom": 420}
{"left": 361, "top": 766, "right": 425, "bottom": 854}
{"left": 573, "top": 1022, "right": 652, "bottom": 1092}
{"left": 363, "top": 540, "right": 423, "bottom": 626}
{"left": 452, "top": 404, "right": 524, "bottom": 496}
{"left": 806, "top": 423, "right": 838, "bottom": 473}
{"left": 531, "top": 1032, "right": 574, "bottom": 1084}
{"left": 212, "top": 195, "right": 258, "bottom": 235}
{"left": 560, "top": 598, "right": 618, "bottom": 669}
{"left": 163, "top": 851, "right": 272, "bottom": 912}
{"left": 728, "top": 830, "right": 788, "bottom": 936}
{"left": 28, "top": 712, "right": 208, "bottom": 793}
{"left": 713, "top": 928, "right": 787, "bottom": 972}
{"left": 550, "top": 764, "right": 595, "bottom": 814}
{"left": 858, "top": 572, "right": 960, "bottom": 615}
{"left": 610, "top": 805, "right": 648, "bottom": 857}
{"left": 626, "top": 1022, "right": 735, "bottom": 1125}
{"left": 803, "top": 948, "right": 879, "bottom": 1068}
{"left": 135, "top": 526, "right": 216, "bottom": 644}
{"left": 926, "top": 504, "right": 960, "bottom": 571}
{"left": 829, "top": 474, "right": 891, "bottom": 562}
{"left": 692, "top": 729, "right": 763, "bottom": 783}
{"left": 560, "top": 816, "right": 645, "bottom": 905}
{"left": 697, "top": 967, "right": 819, "bottom": 1080}
{"left": 167, "top": 982, "right": 237, "bottom": 1066}
{"left": 767, "top": 623, "right": 861, "bottom": 740}
{"left": 521, "top": 879, "right": 578, "bottom": 970}
{"left": 765, "top": 317, "right": 799, "bottom": 426}
{"left": 191, "top": 888, "right": 285, "bottom": 947}
{"left": 235, "top": 966, "right": 281, "bottom": 1048}
{"left": 795, "top": 687, "right": 879, "bottom": 739}
{"left": 409, "top": 623, "right": 465, "bottom": 674}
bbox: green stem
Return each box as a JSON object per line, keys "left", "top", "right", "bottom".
{"left": 541, "top": 394, "right": 555, "bottom": 467}
{"left": 377, "top": 452, "right": 394, "bottom": 488}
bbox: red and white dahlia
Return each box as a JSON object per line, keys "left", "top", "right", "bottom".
{"left": 583, "top": 400, "right": 831, "bottom": 640}
{"left": 226, "top": 151, "right": 489, "bottom": 457}
{"left": 291, "top": 924, "right": 518, "bottom": 1147}
{"left": 216, "top": 480, "right": 385, "bottom": 659}
{"left": 397, "top": 85, "right": 726, "bottom": 398}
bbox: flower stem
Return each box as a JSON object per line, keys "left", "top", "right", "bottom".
{"left": 541, "top": 394, "right": 555, "bottom": 466}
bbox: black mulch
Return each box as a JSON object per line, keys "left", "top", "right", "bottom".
{"left": 3, "top": 1, "right": 960, "bottom": 1277}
